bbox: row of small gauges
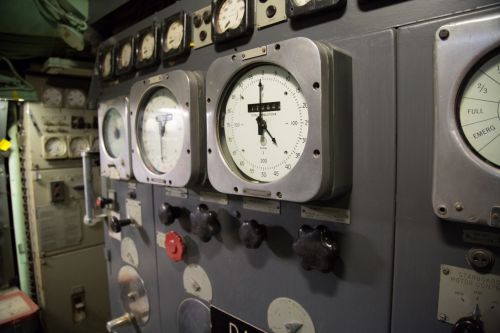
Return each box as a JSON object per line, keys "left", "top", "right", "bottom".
{"left": 42, "top": 86, "right": 88, "bottom": 109}
{"left": 97, "top": 0, "right": 346, "bottom": 80}
{"left": 43, "top": 135, "right": 99, "bottom": 160}
{"left": 98, "top": 38, "right": 352, "bottom": 203}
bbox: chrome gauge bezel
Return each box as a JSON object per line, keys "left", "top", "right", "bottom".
{"left": 433, "top": 13, "right": 500, "bottom": 227}
{"left": 206, "top": 37, "right": 351, "bottom": 202}
{"left": 98, "top": 96, "right": 132, "bottom": 180}
{"left": 130, "top": 70, "right": 205, "bottom": 187}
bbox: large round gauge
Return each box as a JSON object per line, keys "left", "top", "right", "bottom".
{"left": 457, "top": 52, "right": 500, "bottom": 168}
{"left": 219, "top": 64, "right": 309, "bottom": 182}
{"left": 42, "top": 87, "right": 63, "bottom": 107}
{"left": 44, "top": 137, "right": 67, "bottom": 159}
{"left": 65, "top": 89, "right": 86, "bottom": 109}
{"left": 103, "top": 108, "right": 126, "bottom": 158}
{"left": 69, "top": 137, "right": 90, "bottom": 157}
{"left": 136, "top": 87, "right": 184, "bottom": 174}
{"left": 214, "top": 0, "right": 245, "bottom": 34}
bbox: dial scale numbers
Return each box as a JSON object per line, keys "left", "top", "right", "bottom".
{"left": 212, "top": 0, "right": 254, "bottom": 43}
{"left": 129, "top": 71, "right": 205, "bottom": 187}
{"left": 115, "top": 37, "right": 135, "bottom": 75}
{"left": 135, "top": 25, "right": 159, "bottom": 69}
{"left": 206, "top": 37, "right": 352, "bottom": 202}
{"left": 98, "top": 96, "right": 132, "bottom": 180}
{"left": 161, "top": 11, "right": 192, "bottom": 61}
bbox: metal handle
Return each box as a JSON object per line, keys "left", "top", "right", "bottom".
{"left": 106, "top": 313, "right": 133, "bottom": 332}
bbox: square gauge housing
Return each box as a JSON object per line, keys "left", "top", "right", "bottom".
{"left": 205, "top": 37, "right": 352, "bottom": 202}
{"left": 286, "top": 0, "right": 346, "bottom": 19}
{"left": 42, "top": 135, "right": 68, "bottom": 160}
{"left": 433, "top": 14, "right": 500, "bottom": 227}
{"left": 98, "top": 96, "right": 132, "bottom": 180}
{"left": 135, "top": 25, "right": 160, "bottom": 69}
{"left": 211, "top": 0, "right": 254, "bottom": 43}
{"left": 129, "top": 70, "right": 205, "bottom": 187}
{"left": 161, "top": 11, "right": 192, "bottom": 62}
{"left": 115, "top": 36, "right": 135, "bottom": 76}
{"left": 97, "top": 46, "right": 114, "bottom": 80}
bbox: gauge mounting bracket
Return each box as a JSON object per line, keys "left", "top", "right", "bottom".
{"left": 161, "top": 11, "right": 192, "bottom": 62}
{"left": 130, "top": 70, "right": 205, "bottom": 187}
{"left": 205, "top": 37, "right": 352, "bottom": 202}
{"left": 115, "top": 36, "right": 135, "bottom": 76}
{"left": 433, "top": 13, "right": 500, "bottom": 227}
{"left": 98, "top": 96, "right": 132, "bottom": 180}
{"left": 211, "top": 0, "right": 254, "bottom": 44}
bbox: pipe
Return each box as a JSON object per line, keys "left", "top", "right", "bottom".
{"left": 7, "top": 115, "right": 31, "bottom": 295}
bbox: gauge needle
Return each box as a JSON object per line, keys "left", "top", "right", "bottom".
{"left": 156, "top": 115, "right": 168, "bottom": 161}
{"left": 256, "top": 80, "right": 264, "bottom": 135}
{"left": 261, "top": 119, "right": 277, "bottom": 145}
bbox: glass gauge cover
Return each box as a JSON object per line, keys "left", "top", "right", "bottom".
{"left": 292, "top": 0, "right": 312, "bottom": 6}
{"left": 212, "top": 0, "right": 254, "bottom": 43}
{"left": 136, "top": 87, "right": 184, "bottom": 174}
{"left": 161, "top": 11, "right": 191, "bottom": 61}
{"left": 44, "top": 137, "right": 67, "bottom": 158}
{"left": 135, "top": 26, "right": 158, "bottom": 69}
{"left": 69, "top": 137, "right": 90, "bottom": 157}
{"left": 286, "top": 0, "right": 346, "bottom": 19}
{"left": 219, "top": 64, "right": 309, "bottom": 182}
{"left": 103, "top": 108, "right": 126, "bottom": 158}
{"left": 65, "top": 89, "right": 86, "bottom": 109}
{"left": 42, "top": 87, "right": 63, "bottom": 107}
{"left": 116, "top": 37, "right": 134, "bottom": 75}
{"left": 457, "top": 52, "right": 500, "bottom": 167}
{"left": 99, "top": 47, "right": 114, "bottom": 79}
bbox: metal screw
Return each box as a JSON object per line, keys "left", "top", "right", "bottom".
{"left": 439, "top": 313, "right": 447, "bottom": 321}
{"left": 241, "top": 53, "right": 246, "bottom": 59}
{"left": 262, "top": 47, "right": 266, "bottom": 53}
{"left": 455, "top": 202, "right": 464, "bottom": 212}
{"left": 442, "top": 268, "right": 450, "bottom": 275}
{"left": 439, "top": 29, "right": 450, "bottom": 40}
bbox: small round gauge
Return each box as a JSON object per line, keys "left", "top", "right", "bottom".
{"left": 457, "top": 52, "right": 500, "bottom": 167}
{"left": 65, "top": 89, "right": 86, "bottom": 109}
{"left": 218, "top": 64, "right": 309, "bottom": 183}
{"left": 102, "top": 51, "right": 112, "bottom": 77}
{"left": 119, "top": 42, "right": 133, "bottom": 68}
{"left": 103, "top": 108, "right": 126, "bottom": 158}
{"left": 137, "top": 87, "right": 184, "bottom": 174}
{"left": 70, "top": 137, "right": 90, "bottom": 156}
{"left": 215, "top": 0, "right": 245, "bottom": 34}
{"left": 139, "top": 32, "right": 156, "bottom": 61}
{"left": 44, "top": 137, "right": 67, "bottom": 158}
{"left": 42, "top": 87, "right": 63, "bottom": 107}
{"left": 292, "top": 0, "right": 312, "bottom": 6}
{"left": 268, "top": 298, "right": 315, "bottom": 333}
{"left": 163, "top": 21, "right": 184, "bottom": 52}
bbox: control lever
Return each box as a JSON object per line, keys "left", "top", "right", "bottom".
{"left": 293, "top": 225, "right": 338, "bottom": 273}
{"left": 190, "top": 204, "right": 220, "bottom": 242}
{"left": 159, "top": 202, "right": 181, "bottom": 225}
{"left": 82, "top": 151, "right": 106, "bottom": 226}
{"left": 96, "top": 196, "right": 114, "bottom": 209}
{"left": 452, "top": 305, "right": 484, "bottom": 333}
{"left": 239, "top": 220, "right": 266, "bottom": 249}
{"left": 110, "top": 216, "right": 133, "bottom": 233}
{"left": 106, "top": 313, "right": 133, "bottom": 332}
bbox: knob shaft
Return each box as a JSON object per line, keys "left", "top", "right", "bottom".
{"left": 96, "top": 196, "right": 113, "bottom": 208}
{"left": 106, "top": 313, "right": 133, "bottom": 332}
{"left": 293, "top": 225, "right": 338, "bottom": 273}
{"left": 159, "top": 202, "right": 181, "bottom": 225}
{"left": 452, "top": 316, "right": 484, "bottom": 333}
{"left": 190, "top": 204, "right": 220, "bottom": 242}
{"left": 239, "top": 220, "right": 266, "bottom": 249}
{"left": 110, "top": 216, "right": 132, "bottom": 233}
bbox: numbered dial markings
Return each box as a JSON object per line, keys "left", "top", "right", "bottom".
{"left": 103, "top": 108, "right": 126, "bottom": 158}
{"left": 137, "top": 88, "right": 184, "bottom": 174}
{"left": 45, "top": 137, "right": 67, "bottom": 157}
{"left": 458, "top": 53, "right": 500, "bottom": 167}
{"left": 220, "top": 65, "right": 309, "bottom": 182}
{"left": 215, "top": 0, "right": 245, "bottom": 33}
{"left": 120, "top": 42, "right": 133, "bottom": 68}
{"left": 139, "top": 32, "right": 156, "bottom": 61}
{"left": 163, "top": 21, "right": 184, "bottom": 52}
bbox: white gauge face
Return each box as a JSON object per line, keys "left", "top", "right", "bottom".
{"left": 42, "top": 87, "right": 63, "bottom": 107}
{"left": 137, "top": 87, "right": 184, "bottom": 174}
{"left": 216, "top": 0, "right": 245, "bottom": 33}
{"left": 66, "top": 89, "right": 86, "bottom": 108}
{"left": 103, "top": 108, "right": 126, "bottom": 158}
{"left": 268, "top": 298, "right": 315, "bottom": 333}
{"left": 140, "top": 32, "right": 156, "bottom": 61}
{"left": 458, "top": 53, "right": 500, "bottom": 167}
{"left": 70, "top": 137, "right": 90, "bottom": 156}
{"left": 120, "top": 42, "right": 132, "bottom": 68}
{"left": 219, "top": 64, "right": 309, "bottom": 183}
{"left": 45, "top": 137, "right": 67, "bottom": 157}
{"left": 292, "top": 0, "right": 312, "bottom": 6}
{"left": 164, "top": 21, "right": 184, "bottom": 52}
{"left": 102, "top": 51, "right": 112, "bottom": 77}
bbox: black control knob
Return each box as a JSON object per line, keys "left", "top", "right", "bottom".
{"left": 190, "top": 204, "right": 220, "bottom": 242}
{"left": 96, "top": 196, "right": 113, "bottom": 209}
{"left": 110, "top": 216, "right": 132, "bottom": 233}
{"left": 452, "top": 316, "right": 484, "bottom": 333}
{"left": 239, "top": 220, "right": 266, "bottom": 249}
{"left": 159, "top": 203, "right": 181, "bottom": 225}
{"left": 293, "top": 225, "right": 338, "bottom": 273}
